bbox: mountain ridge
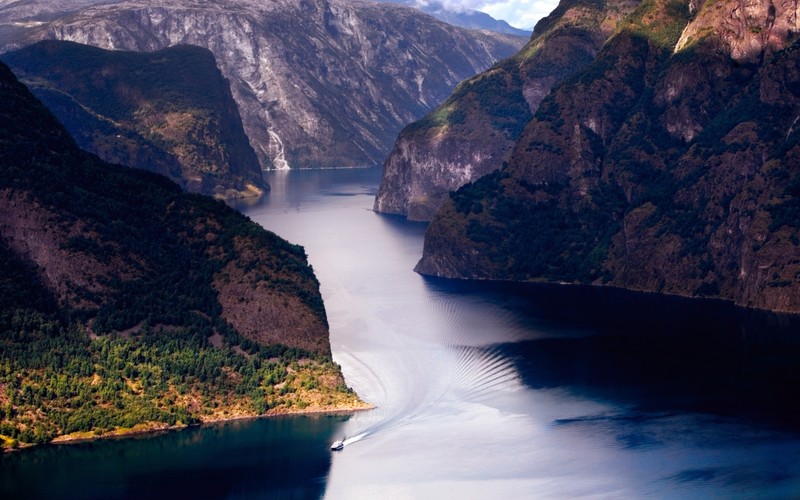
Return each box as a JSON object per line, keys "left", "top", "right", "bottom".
{"left": 0, "top": 0, "right": 526, "bottom": 170}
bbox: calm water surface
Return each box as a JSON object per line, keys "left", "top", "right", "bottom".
{"left": 1, "top": 416, "right": 346, "bottom": 499}
{"left": 3, "top": 167, "right": 800, "bottom": 498}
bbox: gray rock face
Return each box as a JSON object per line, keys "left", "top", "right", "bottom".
{"left": 0, "top": 0, "right": 525, "bottom": 170}
{"left": 374, "top": 0, "right": 638, "bottom": 221}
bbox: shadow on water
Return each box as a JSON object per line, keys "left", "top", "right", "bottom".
{"left": 424, "top": 277, "right": 800, "bottom": 430}
{"left": 0, "top": 415, "right": 351, "bottom": 500}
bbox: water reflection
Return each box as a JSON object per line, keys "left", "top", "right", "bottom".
{"left": 424, "top": 278, "right": 800, "bottom": 429}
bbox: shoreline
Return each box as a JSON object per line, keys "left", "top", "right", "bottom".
{"left": 4, "top": 402, "right": 375, "bottom": 453}
{"left": 415, "top": 272, "right": 800, "bottom": 317}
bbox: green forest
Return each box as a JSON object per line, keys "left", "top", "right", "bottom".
{"left": 0, "top": 297, "right": 354, "bottom": 448}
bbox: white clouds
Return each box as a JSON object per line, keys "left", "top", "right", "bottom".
{"left": 428, "top": 0, "right": 559, "bottom": 30}
{"left": 480, "top": 0, "right": 558, "bottom": 30}
{"left": 411, "top": 0, "right": 490, "bottom": 12}
{"left": 437, "top": 0, "right": 494, "bottom": 12}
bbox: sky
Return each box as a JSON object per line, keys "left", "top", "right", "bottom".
{"left": 428, "top": 0, "right": 560, "bottom": 30}
{"left": 479, "top": 0, "right": 559, "bottom": 30}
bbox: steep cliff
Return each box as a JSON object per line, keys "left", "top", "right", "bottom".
{"left": 375, "top": 0, "right": 639, "bottom": 221}
{"left": 0, "top": 0, "right": 526, "bottom": 170}
{"left": 2, "top": 40, "right": 265, "bottom": 200}
{"left": 416, "top": 0, "right": 800, "bottom": 314}
{"left": 0, "top": 62, "right": 363, "bottom": 446}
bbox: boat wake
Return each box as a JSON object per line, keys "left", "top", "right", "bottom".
{"left": 338, "top": 285, "right": 523, "bottom": 446}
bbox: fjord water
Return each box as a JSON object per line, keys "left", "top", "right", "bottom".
{"left": 3, "top": 167, "right": 800, "bottom": 498}
{"left": 0, "top": 416, "right": 346, "bottom": 499}
{"left": 246, "top": 168, "right": 800, "bottom": 498}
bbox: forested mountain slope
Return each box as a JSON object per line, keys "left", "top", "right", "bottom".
{"left": 416, "top": 0, "right": 800, "bottom": 314}
{"left": 0, "top": 62, "right": 362, "bottom": 447}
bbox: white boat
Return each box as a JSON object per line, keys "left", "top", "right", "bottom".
{"left": 330, "top": 440, "right": 344, "bottom": 451}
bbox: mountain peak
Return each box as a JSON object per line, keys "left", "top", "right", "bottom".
{"left": 675, "top": 0, "right": 799, "bottom": 61}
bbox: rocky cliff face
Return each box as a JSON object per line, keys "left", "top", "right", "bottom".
{"left": 374, "top": 0, "right": 639, "bottom": 221}
{"left": 0, "top": 0, "right": 525, "bottom": 170}
{"left": 2, "top": 40, "right": 265, "bottom": 200}
{"left": 416, "top": 0, "right": 800, "bottom": 314}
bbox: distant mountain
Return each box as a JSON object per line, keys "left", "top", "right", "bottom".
{"left": 375, "top": 0, "right": 638, "bottom": 220}
{"left": 0, "top": 62, "right": 363, "bottom": 447}
{"left": 0, "top": 0, "right": 108, "bottom": 21}
{"left": 415, "top": 0, "right": 800, "bottom": 314}
{"left": 378, "top": 0, "right": 532, "bottom": 37}
{"left": 2, "top": 40, "right": 265, "bottom": 200}
{"left": 0, "top": 0, "right": 526, "bottom": 170}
